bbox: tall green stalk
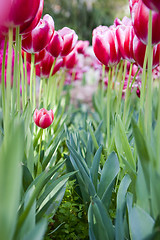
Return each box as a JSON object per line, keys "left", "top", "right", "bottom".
{"left": 144, "top": 10, "right": 153, "bottom": 139}
{"left": 107, "top": 67, "right": 112, "bottom": 147}
{"left": 30, "top": 53, "right": 35, "bottom": 109}
{"left": 1, "top": 37, "right": 7, "bottom": 116}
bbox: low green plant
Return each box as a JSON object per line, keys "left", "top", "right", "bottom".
{"left": 45, "top": 180, "right": 89, "bottom": 240}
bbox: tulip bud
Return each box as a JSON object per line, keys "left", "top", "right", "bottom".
{"left": 75, "top": 40, "right": 90, "bottom": 54}
{"left": 46, "top": 31, "right": 63, "bottom": 58}
{"left": 92, "top": 25, "right": 120, "bottom": 67}
{"left": 63, "top": 49, "right": 78, "bottom": 69}
{"left": 33, "top": 108, "right": 54, "bottom": 129}
{"left": 22, "top": 49, "right": 45, "bottom": 65}
{"left": 129, "top": 0, "right": 160, "bottom": 45}
{"left": 58, "top": 27, "right": 78, "bottom": 56}
{"left": 22, "top": 15, "right": 54, "bottom": 53}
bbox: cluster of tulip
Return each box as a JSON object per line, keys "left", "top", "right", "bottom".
{"left": 92, "top": 0, "right": 160, "bottom": 97}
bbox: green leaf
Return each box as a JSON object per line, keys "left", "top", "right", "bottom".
{"left": 23, "top": 219, "right": 47, "bottom": 240}
{"left": 115, "top": 174, "right": 131, "bottom": 240}
{"left": 116, "top": 116, "right": 135, "bottom": 170}
{"left": 98, "top": 152, "right": 119, "bottom": 200}
{"left": 22, "top": 165, "right": 34, "bottom": 192}
{"left": 0, "top": 120, "right": 24, "bottom": 240}
{"left": 127, "top": 193, "right": 154, "bottom": 240}
{"left": 90, "top": 146, "right": 102, "bottom": 191}
{"left": 88, "top": 195, "right": 114, "bottom": 240}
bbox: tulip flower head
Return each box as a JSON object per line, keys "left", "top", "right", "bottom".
{"left": 129, "top": 0, "right": 160, "bottom": 45}
{"left": 33, "top": 108, "right": 54, "bottom": 129}
{"left": 142, "top": 0, "right": 160, "bottom": 12}
{"left": 92, "top": 25, "right": 120, "bottom": 67}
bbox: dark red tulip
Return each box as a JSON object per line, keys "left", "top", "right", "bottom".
{"left": 142, "top": 0, "right": 160, "bottom": 12}
{"left": 0, "top": 0, "right": 40, "bottom": 29}
{"left": 63, "top": 49, "right": 78, "bottom": 69}
{"left": 35, "top": 52, "right": 63, "bottom": 78}
{"left": 129, "top": 0, "right": 160, "bottom": 45}
{"left": 33, "top": 108, "right": 54, "bottom": 129}
{"left": 92, "top": 25, "right": 120, "bottom": 67}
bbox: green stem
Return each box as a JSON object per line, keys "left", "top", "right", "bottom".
{"left": 107, "top": 67, "right": 112, "bottom": 147}
{"left": 123, "top": 62, "right": 133, "bottom": 125}
{"left": 157, "top": 79, "right": 160, "bottom": 172}
{"left": 39, "top": 78, "right": 43, "bottom": 107}
{"left": 145, "top": 10, "right": 153, "bottom": 139}
{"left": 5, "top": 28, "right": 13, "bottom": 133}
{"left": 30, "top": 53, "right": 35, "bottom": 108}
{"left": 116, "top": 60, "right": 127, "bottom": 115}
{"left": 13, "top": 27, "right": 19, "bottom": 112}
{"left": 140, "top": 46, "right": 148, "bottom": 110}
{"left": 1, "top": 37, "right": 7, "bottom": 116}
{"left": 19, "top": 36, "right": 25, "bottom": 111}
{"left": 33, "top": 68, "right": 36, "bottom": 109}
{"left": 24, "top": 52, "right": 28, "bottom": 105}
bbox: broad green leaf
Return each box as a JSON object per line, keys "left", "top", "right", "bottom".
{"left": 115, "top": 174, "right": 131, "bottom": 240}
{"left": 127, "top": 193, "right": 154, "bottom": 240}
{"left": 0, "top": 120, "right": 24, "bottom": 240}
{"left": 22, "top": 165, "right": 34, "bottom": 192}
{"left": 116, "top": 116, "right": 135, "bottom": 170}
{"left": 98, "top": 152, "right": 119, "bottom": 200}
{"left": 23, "top": 219, "right": 47, "bottom": 240}
{"left": 90, "top": 146, "right": 102, "bottom": 190}
{"left": 88, "top": 196, "right": 114, "bottom": 240}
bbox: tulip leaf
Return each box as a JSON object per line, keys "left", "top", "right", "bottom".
{"left": 90, "top": 146, "right": 102, "bottom": 190}
{"left": 115, "top": 174, "right": 131, "bottom": 240}
{"left": 22, "top": 219, "right": 47, "bottom": 240}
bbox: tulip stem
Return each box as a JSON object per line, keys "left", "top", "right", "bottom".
{"left": 17, "top": 33, "right": 21, "bottom": 113}
{"left": 123, "top": 62, "right": 133, "bottom": 125}
{"left": 116, "top": 60, "right": 126, "bottom": 115}
{"left": 19, "top": 36, "right": 25, "bottom": 111}
{"left": 156, "top": 77, "right": 160, "bottom": 173}
{"left": 5, "top": 28, "right": 13, "bottom": 136}
{"left": 107, "top": 67, "right": 112, "bottom": 147}
{"left": 47, "top": 58, "right": 57, "bottom": 106}
{"left": 145, "top": 10, "right": 153, "bottom": 139}
{"left": 37, "top": 129, "right": 43, "bottom": 176}
{"left": 1, "top": 37, "right": 7, "bottom": 117}
{"left": 30, "top": 53, "right": 35, "bottom": 108}
{"left": 33, "top": 68, "right": 36, "bottom": 109}
{"left": 24, "top": 52, "right": 28, "bottom": 105}
{"left": 13, "top": 27, "right": 19, "bottom": 113}
{"left": 39, "top": 79, "right": 43, "bottom": 107}
{"left": 140, "top": 47, "right": 148, "bottom": 110}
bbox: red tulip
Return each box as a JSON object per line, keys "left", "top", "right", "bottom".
{"left": 142, "top": 0, "right": 160, "bottom": 12}
{"left": 22, "top": 15, "right": 54, "bottom": 53}
{"left": 116, "top": 23, "right": 135, "bottom": 62}
{"left": 33, "top": 108, "right": 54, "bottom": 129}
{"left": 22, "top": 49, "right": 45, "bottom": 65}
{"left": 35, "top": 51, "right": 63, "bottom": 78}
{"left": 0, "top": 0, "right": 40, "bottom": 29}
{"left": 46, "top": 31, "right": 63, "bottom": 58}
{"left": 63, "top": 49, "right": 78, "bottom": 69}
{"left": 129, "top": 0, "right": 160, "bottom": 45}
{"left": 92, "top": 25, "right": 120, "bottom": 67}
{"left": 75, "top": 40, "right": 90, "bottom": 54}
{"left": 20, "top": 0, "right": 44, "bottom": 35}
{"left": 58, "top": 27, "right": 78, "bottom": 56}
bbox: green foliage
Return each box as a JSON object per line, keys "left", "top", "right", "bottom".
{"left": 45, "top": 180, "right": 88, "bottom": 240}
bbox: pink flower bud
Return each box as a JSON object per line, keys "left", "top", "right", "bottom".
{"left": 142, "top": 0, "right": 160, "bottom": 12}
{"left": 58, "top": 27, "right": 78, "bottom": 56}
{"left": 75, "top": 40, "right": 89, "bottom": 54}
{"left": 22, "top": 15, "right": 54, "bottom": 53}
{"left": 33, "top": 108, "right": 54, "bottom": 129}
{"left": 129, "top": 0, "right": 160, "bottom": 45}
{"left": 46, "top": 31, "right": 63, "bottom": 57}
{"left": 63, "top": 49, "right": 78, "bottom": 69}
{"left": 92, "top": 25, "right": 120, "bottom": 67}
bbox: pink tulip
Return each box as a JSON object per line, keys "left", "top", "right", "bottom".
{"left": 142, "top": 0, "right": 160, "bottom": 12}
{"left": 63, "top": 49, "right": 78, "bottom": 69}
{"left": 22, "top": 49, "right": 45, "bottom": 65}
{"left": 92, "top": 25, "right": 120, "bottom": 67}
{"left": 58, "top": 27, "right": 78, "bottom": 56}
{"left": 20, "top": 0, "right": 44, "bottom": 35}
{"left": 22, "top": 15, "right": 54, "bottom": 53}
{"left": 46, "top": 31, "right": 63, "bottom": 58}
{"left": 35, "top": 52, "right": 63, "bottom": 78}
{"left": 75, "top": 40, "right": 90, "bottom": 54}
{"left": 0, "top": 0, "right": 40, "bottom": 29}
{"left": 33, "top": 108, "right": 54, "bottom": 129}
{"left": 129, "top": 0, "right": 160, "bottom": 45}
{"left": 116, "top": 23, "right": 135, "bottom": 62}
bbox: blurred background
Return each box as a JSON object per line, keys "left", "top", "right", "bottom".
{"left": 43, "top": 0, "right": 129, "bottom": 42}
